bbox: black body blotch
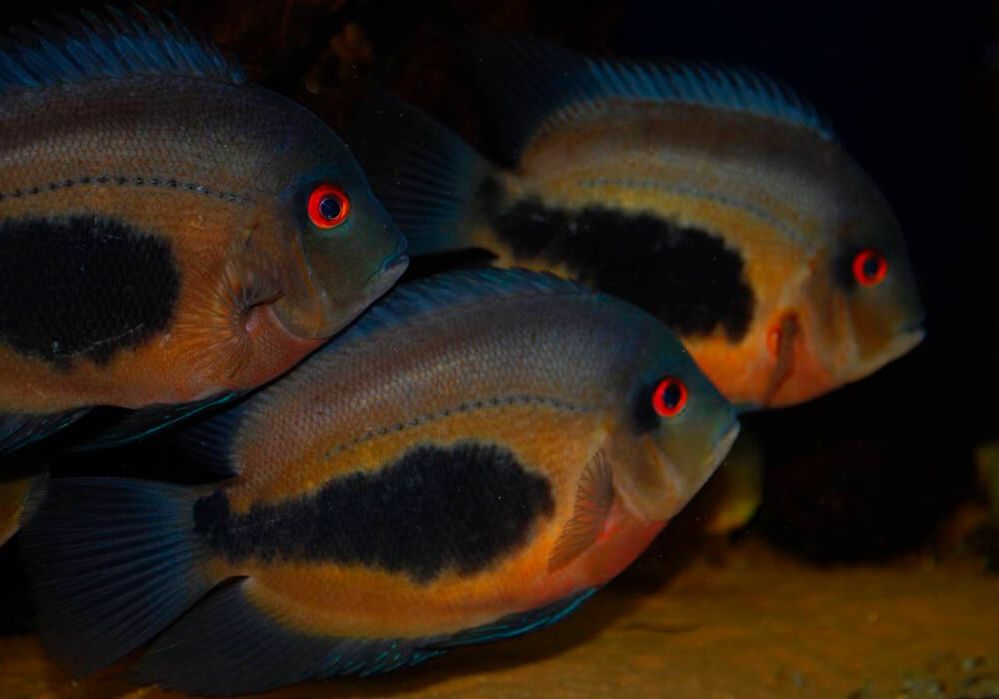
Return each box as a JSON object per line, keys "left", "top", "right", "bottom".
{"left": 489, "top": 198, "right": 755, "bottom": 341}
{"left": 193, "top": 441, "right": 556, "bottom": 583}
{"left": 0, "top": 216, "right": 179, "bottom": 366}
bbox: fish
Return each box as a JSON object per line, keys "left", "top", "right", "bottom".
{"left": 348, "top": 39, "right": 925, "bottom": 409}
{"left": 20, "top": 268, "right": 739, "bottom": 695}
{"left": 0, "top": 9, "right": 408, "bottom": 454}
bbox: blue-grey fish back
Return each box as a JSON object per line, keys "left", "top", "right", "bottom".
{"left": 0, "top": 7, "right": 245, "bottom": 93}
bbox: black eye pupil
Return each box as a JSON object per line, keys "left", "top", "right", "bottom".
{"left": 319, "top": 195, "right": 341, "bottom": 221}
{"left": 863, "top": 256, "right": 882, "bottom": 278}
{"left": 661, "top": 382, "right": 681, "bottom": 408}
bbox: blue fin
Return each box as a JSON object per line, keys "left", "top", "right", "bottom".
{"left": 347, "top": 93, "right": 496, "bottom": 256}
{"left": 429, "top": 587, "right": 598, "bottom": 649}
{"left": 330, "top": 269, "right": 590, "bottom": 348}
{"left": 466, "top": 38, "right": 834, "bottom": 159}
{"left": 0, "top": 7, "right": 245, "bottom": 93}
{"left": 134, "top": 578, "right": 596, "bottom": 695}
{"left": 172, "top": 399, "right": 250, "bottom": 476}
{"left": 74, "top": 392, "right": 241, "bottom": 452}
{"left": 0, "top": 408, "right": 90, "bottom": 454}
{"left": 133, "top": 579, "right": 443, "bottom": 694}
{"left": 19, "top": 477, "right": 214, "bottom": 676}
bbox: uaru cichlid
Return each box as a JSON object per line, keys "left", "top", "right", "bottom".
{"left": 349, "top": 40, "right": 924, "bottom": 408}
{"left": 0, "top": 10, "right": 407, "bottom": 454}
{"left": 21, "top": 269, "right": 739, "bottom": 695}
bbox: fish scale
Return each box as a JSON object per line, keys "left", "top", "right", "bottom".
{"left": 349, "top": 39, "right": 924, "bottom": 409}
{"left": 0, "top": 10, "right": 407, "bottom": 457}
{"left": 20, "top": 268, "right": 739, "bottom": 694}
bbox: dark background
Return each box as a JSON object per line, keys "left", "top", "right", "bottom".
{"left": 0, "top": 0, "right": 996, "bottom": 632}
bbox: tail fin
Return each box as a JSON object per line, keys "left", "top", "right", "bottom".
{"left": 347, "top": 93, "right": 497, "bottom": 256}
{"left": 19, "top": 477, "right": 215, "bottom": 676}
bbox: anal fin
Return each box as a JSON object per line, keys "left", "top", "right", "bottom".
{"left": 133, "top": 579, "right": 443, "bottom": 695}
{"left": 133, "top": 579, "right": 598, "bottom": 694}
{"left": 428, "top": 588, "right": 597, "bottom": 649}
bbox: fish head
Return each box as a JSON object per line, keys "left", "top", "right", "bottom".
{"left": 790, "top": 173, "right": 925, "bottom": 402}
{"left": 263, "top": 122, "right": 408, "bottom": 341}
{"left": 608, "top": 321, "right": 740, "bottom": 524}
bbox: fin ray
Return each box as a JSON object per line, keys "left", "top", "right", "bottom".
{"left": 466, "top": 38, "right": 834, "bottom": 159}
{"left": 0, "top": 8, "right": 245, "bottom": 93}
{"left": 430, "top": 588, "right": 598, "bottom": 648}
{"left": 548, "top": 450, "right": 615, "bottom": 572}
{"left": 74, "top": 392, "right": 240, "bottom": 452}
{"left": 328, "top": 269, "right": 590, "bottom": 349}
{"left": 0, "top": 409, "right": 90, "bottom": 454}
{"left": 347, "top": 93, "right": 496, "bottom": 255}
{"left": 173, "top": 399, "right": 248, "bottom": 475}
{"left": 19, "top": 478, "right": 213, "bottom": 675}
{"left": 133, "top": 579, "right": 440, "bottom": 695}
{"left": 135, "top": 578, "right": 597, "bottom": 694}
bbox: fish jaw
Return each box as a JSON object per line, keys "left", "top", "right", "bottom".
{"left": 837, "top": 325, "right": 925, "bottom": 386}
{"left": 273, "top": 244, "right": 409, "bottom": 341}
{"left": 332, "top": 250, "right": 410, "bottom": 334}
{"left": 612, "top": 420, "right": 741, "bottom": 528}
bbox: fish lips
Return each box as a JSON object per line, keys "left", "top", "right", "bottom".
{"left": 337, "top": 248, "right": 409, "bottom": 329}
{"left": 644, "top": 418, "right": 741, "bottom": 523}
{"left": 841, "top": 323, "right": 925, "bottom": 386}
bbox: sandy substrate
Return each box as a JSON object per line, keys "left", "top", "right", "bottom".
{"left": 1, "top": 534, "right": 996, "bottom": 699}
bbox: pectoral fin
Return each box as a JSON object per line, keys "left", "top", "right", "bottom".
{"left": 763, "top": 313, "right": 799, "bottom": 407}
{"left": 548, "top": 449, "right": 615, "bottom": 573}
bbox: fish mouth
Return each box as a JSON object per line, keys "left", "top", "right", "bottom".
{"left": 656, "top": 419, "right": 740, "bottom": 520}
{"left": 841, "top": 324, "right": 925, "bottom": 384}
{"left": 378, "top": 235, "right": 409, "bottom": 277}
{"left": 338, "top": 249, "right": 408, "bottom": 325}
{"left": 320, "top": 248, "right": 409, "bottom": 339}
{"left": 702, "top": 420, "right": 741, "bottom": 483}
{"left": 369, "top": 248, "right": 409, "bottom": 297}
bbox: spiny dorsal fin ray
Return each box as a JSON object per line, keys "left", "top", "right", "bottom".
{"left": 336, "top": 268, "right": 592, "bottom": 345}
{"left": 0, "top": 6, "right": 245, "bottom": 93}
{"left": 467, "top": 37, "right": 834, "bottom": 161}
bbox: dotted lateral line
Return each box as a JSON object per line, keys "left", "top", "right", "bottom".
{"left": 0, "top": 175, "right": 248, "bottom": 204}
{"left": 322, "top": 395, "right": 592, "bottom": 462}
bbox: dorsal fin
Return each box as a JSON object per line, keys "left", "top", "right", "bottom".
{"left": 466, "top": 38, "right": 834, "bottom": 161}
{"left": 333, "top": 268, "right": 591, "bottom": 346}
{"left": 0, "top": 7, "right": 245, "bottom": 93}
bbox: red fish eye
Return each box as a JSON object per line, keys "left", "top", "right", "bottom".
{"left": 852, "top": 248, "right": 888, "bottom": 287}
{"left": 652, "top": 377, "right": 688, "bottom": 418}
{"left": 308, "top": 184, "right": 350, "bottom": 229}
